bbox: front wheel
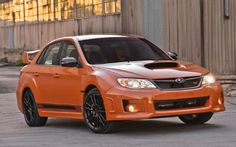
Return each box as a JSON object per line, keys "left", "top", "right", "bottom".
{"left": 23, "top": 89, "right": 48, "bottom": 127}
{"left": 83, "top": 88, "right": 114, "bottom": 134}
{"left": 179, "top": 112, "right": 214, "bottom": 125}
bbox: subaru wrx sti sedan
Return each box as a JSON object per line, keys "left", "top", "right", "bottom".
{"left": 16, "top": 35, "right": 225, "bottom": 133}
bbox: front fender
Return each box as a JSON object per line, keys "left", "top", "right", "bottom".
{"left": 81, "top": 69, "right": 119, "bottom": 112}
{"left": 16, "top": 72, "right": 40, "bottom": 112}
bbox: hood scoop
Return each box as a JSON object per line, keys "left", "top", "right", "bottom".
{"left": 144, "top": 62, "right": 179, "bottom": 69}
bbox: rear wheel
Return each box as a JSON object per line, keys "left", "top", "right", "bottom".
{"left": 179, "top": 112, "right": 213, "bottom": 125}
{"left": 83, "top": 88, "right": 114, "bottom": 133}
{"left": 23, "top": 89, "right": 48, "bottom": 127}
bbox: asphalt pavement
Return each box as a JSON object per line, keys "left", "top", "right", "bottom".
{"left": 0, "top": 66, "right": 236, "bottom": 147}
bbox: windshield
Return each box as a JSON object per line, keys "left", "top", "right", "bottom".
{"left": 79, "top": 37, "right": 171, "bottom": 64}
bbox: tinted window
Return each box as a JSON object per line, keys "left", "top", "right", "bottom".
{"left": 61, "top": 42, "right": 81, "bottom": 64}
{"left": 79, "top": 38, "right": 170, "bottom": 64}
{"left": 37, "top": 42, "right": 61, "bottom": 65}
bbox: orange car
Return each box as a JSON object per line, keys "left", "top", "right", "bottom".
{"left": 16, "top": 35, "right": 225, "bottom": 133}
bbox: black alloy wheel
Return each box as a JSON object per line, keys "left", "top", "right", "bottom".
{"left": 23, "top": 89, "right": 47, "bottom": 127}
{"left": 83, "top": 88, "right": 114, "bottom": 133}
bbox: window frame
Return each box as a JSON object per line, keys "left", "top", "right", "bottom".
{"left": 60, "top": 40, "right": 83, "bottom": 68}
{"left": 36, "top": 41, "right": 63, "bottom": 66}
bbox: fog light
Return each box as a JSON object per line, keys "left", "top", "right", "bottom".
{"left": 125, "top": 105, "right": 138, "bottom": 113}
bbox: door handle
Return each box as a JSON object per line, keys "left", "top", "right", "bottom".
{"left": 33, "top": 72, "right": 39, "bottom": 77}
{"left": 53, "top": 73, "right": 60, "bottom": 78}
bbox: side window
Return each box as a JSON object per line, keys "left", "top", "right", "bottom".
{"left": 61, "top": 42, "right": 81, "bottom": 65}
{"left": 37, "top": 42, "right": 61, "bottom": 65}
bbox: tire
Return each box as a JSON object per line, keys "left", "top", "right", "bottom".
{"left": 179, "top": 112, "right": 214, "bottom": 125}
{"left": 83, "top": 88, "right": 115, "bottom": 134}
{"left": 23, "top": 89, "right": 48, "bottom": 127}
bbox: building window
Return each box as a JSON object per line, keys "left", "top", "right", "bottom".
{"left": 1, "top": 1, "right": 13, "bottom": 22}
{"left": 25, "top": 0, "right": 38, "bottom": 22}
{"left": 55, "top": 0, "right": 61, "bottom": 20}
{"left": 0, "top": 4, "right": 3, "bottom": 21}
{"left": 13, "top": 0, "right": 24, "bottom": 22}
{"left": 104, "top": 0, "right": 114, "bottom": 14}
{"left": 93, "top": 0, "right": 103, "bottom": 16}
{"left": 38, "top": 0, "right": 54, "bottom": 21}
{"left": 76, "top": 0, "right": 84, "bottom": 18}
{"left": 84, "top": 0, "right": 93, "bottom": 17}
{"left": 55, "top": 0, "right": 74, "bottom": 20}
{"left": 76, "top": 0, "right": 120, "bottom": 18}
{"left": 0, "top": 0, "right": 121, "bottom": 24}
{"left": 105, "top": 0, "right": 120, "bottom": 14}
{"left": 61, "top": 0, "right": 74, "bottom": 20}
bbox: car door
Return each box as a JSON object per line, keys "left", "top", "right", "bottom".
{"left": 51, "top": 40, "right": 83, "bottom": 109}
{"left": 35, "top": 41, "right": 63, "bottom": 105}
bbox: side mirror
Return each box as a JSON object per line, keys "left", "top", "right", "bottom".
{"left": 168, "top": 52, "right": 178, "bottom": 60}
{"left": 61, "top": 57, "right": 79, "bottom": 67}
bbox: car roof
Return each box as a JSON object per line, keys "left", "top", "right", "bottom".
{"left": 75, "top": 34, "right": 143, "bottom": 41}
{"left": 49, "top": 35, "right": 144, "bottom": 44}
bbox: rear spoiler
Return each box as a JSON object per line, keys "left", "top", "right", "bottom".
{"left": 22, "top": 50, "right": 40, "bottom": 65}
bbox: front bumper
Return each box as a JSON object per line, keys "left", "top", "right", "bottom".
{"left": 103, "top": 82, "right": 225, "bottom": 121}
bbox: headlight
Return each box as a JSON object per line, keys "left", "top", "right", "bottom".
{"left": 202, "top": 73, "right": 216, "bottom": 85}
{"left": 117, "top": 78, "right": 156, "bottom": 89}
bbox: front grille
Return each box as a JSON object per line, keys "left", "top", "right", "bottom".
{"left": 154, "top": 76, "right": 202, "bottom": 90}
{"left": 154, "top": 97, "right": 209, "bottom": 110}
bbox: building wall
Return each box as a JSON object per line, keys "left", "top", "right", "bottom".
{"left": 0, "top": 0, "right": 144, "bottom": 50}
{"left": 203, "top": 0, "right": 236, "bottom": 75}
{"left": 0, "top": 19, "right": 79, "bottom": 50}
{"left": 0, "top": 14, "right": 122, "bottom": 50}
{"left": 120, "top": 0, "right": 164, "bottom": 48}
{"left": 163, "top": 0, "right": 236, "bottom": 75}
{"left": 142, "top": 0, "right": 164, "bottom": 48}
{"left": 0, "top": 0, "right": 123, "bottom": 50}
{"left": 121, "top": 0, "right": 143, "bottom": 35}
{"left": 0, "top": 0, "right": 236, "bottom": 76}
{"left": 163, "top": 0, "right": 202, "bottom": 65}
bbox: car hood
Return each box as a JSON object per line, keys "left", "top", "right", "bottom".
{"left": 93, "top": 60, "right": 209, "bottom": 79}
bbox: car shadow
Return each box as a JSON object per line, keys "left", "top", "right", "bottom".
{"left": 45, "top": 118, "right": 225, "bottom": 136}
{"left": 46, "top": 119, "right": 88, "bottom": 132}
{"left": 113, "top": 119, "right": 225, "bottom": 136}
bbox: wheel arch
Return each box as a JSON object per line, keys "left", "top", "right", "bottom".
{"left": 20, "top": 87, "right": 31, "bottom": 112}
{"left": 19, "top": 86, "right": 37, "bottom": 112}
{"left": 22, "top": 87, "right": 31, "bottom": 96}
{"left": 84, "top": 84, "right": 98, "bottom": 96}
{"left": 17, "top": 74, "right": 40, "bottom": 112}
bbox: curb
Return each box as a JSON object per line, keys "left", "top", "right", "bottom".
{"left": 0, "top": 63, "right": 9, "bottom": 67}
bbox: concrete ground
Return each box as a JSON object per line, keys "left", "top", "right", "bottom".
{"left": 0, "top": 67, "right": 236, "bottom": 147}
